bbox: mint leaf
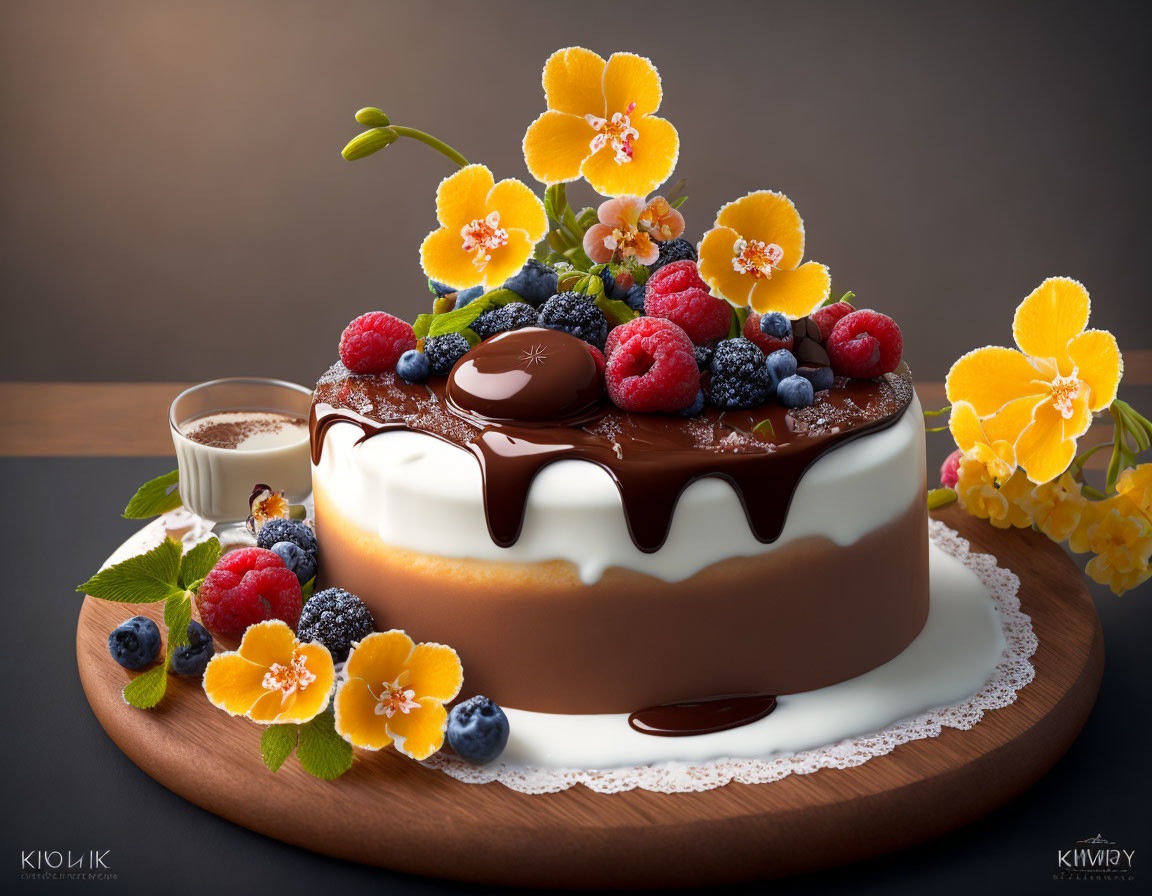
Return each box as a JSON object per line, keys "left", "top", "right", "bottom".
{"left": 482, "top": 288, "right": 522, "bottom": 307}
{"left": 122, "top": 470, "right": 182, "bottom": 520}
{"left": 927, "top": 487, "right": 958, "bottom": 510}
{"left": 164, "top": 591, "right": 192, "bottom": 649}
{"left": 78, "top": 539, "right": 183, "bottom": 604}
{"left": 413, "top": 313, "right": 433, "bottom": 339}
{"left": 427, "top": 301, "right": 487, "bottom": 338}
{"left": 123, "top": 662, "right": 169, "bottom": 709}
{"left": 178, "top": 538, "right": 221, "bottom": 589}
{"left": 594, "top": 294, "right": 639, "bottom": 327}
{"left": 261, "top": 725, "right": 299, "bottom": 772}
{"left": 297, "top": 710, "right": 353, "bottom": 780}
{"left": 301, "top": 576, "right": 316, "bottom": 602}
{"left": 752, "top": 419, "right": 776, "bottom": 441}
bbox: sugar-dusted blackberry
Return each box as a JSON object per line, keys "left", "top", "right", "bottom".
{"left": 650, "top": 237, "right": 697, "bottom": 272}
{"left": 537, "top": 292, "right": 609, "bottom": 350}
{"left": 472, "top": 302, "right": 539, "bottom": 340}
{"left": 297, "top": 588, "right": 376, "bottom": 662}
{"left": 708, "top": 337, "right": 772, "bottom": 409}
{"left": 256, "top": 518, "right": 317, "bottom": 557}
{"left": 693, "top": 344, "right": 714, "bottom": 371}
{"left": 424, "top": 333, "right": 472, "bottom": 375}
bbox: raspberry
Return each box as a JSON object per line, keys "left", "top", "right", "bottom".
{"left": 338, "top": 312, "right": 416, "bottom": 374}
{"left": 604, "top": 315, "right": 693, "bottom": 358}
{"left": 195, "top": 548, "right": 303, "bottom": 640}
{"left": 586, "top": 343, "right": 606, "bottom": 380}
{"left": 810, "top": 301, "right": 856, "bottom": 342}
{"left": 644, "top": 261, "right": 731, "bottom": 346}
{"left": 650, "top": 237, "right": 698, "bottom": 272}
{"left": 604, "top": 317, "right": 700, "bottom": 413}
{"left": 743, "top": 311, "right": 795, "bottom": 355}
{"left": 537, "top": 292, "right": 609, "bottom": 350}
{"left": 424, "top": 333, "right": 472, "bottom": 375}
{"left": 708, "top": 338, "right": 772, "bottom": 409}
{"left": 826, "top": 310, "right": 903, "bottom": 378}
{"left": 940, "top": 449, "right": 962, "bottom": 488}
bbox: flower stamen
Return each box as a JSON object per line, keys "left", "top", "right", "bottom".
{"left": 731, "top": 238, "right": 784, "bottom": 279}
{"left": 262, "top": 654, "right": 317, "bottom": 697}
{"left": 460, "top": 211, "right": 509, "bottom": 271}
{"left": 586, "top": 102, "right": 639, "bottom": 165}
{"left": 370, "top": 676, "right": 421, "bottom": 718}
{"left": 1050, "top": 371, "right": 1082, "bottom": 419}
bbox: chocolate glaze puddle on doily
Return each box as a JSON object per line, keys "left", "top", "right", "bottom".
{"left": 311, "top": 337, "right": 914, "bottom": 553}
{"left": 628, "top": 694, "right": 778, "bottom": 736}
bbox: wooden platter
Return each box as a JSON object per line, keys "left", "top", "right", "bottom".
{"left": 76, "top": 506, "right": 1103, "bottom": 887}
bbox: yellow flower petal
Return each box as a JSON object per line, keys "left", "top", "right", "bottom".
{"left": 697, "top": 226, "right": 753, "bottom": 307}
{"left": 275, "top": 644, "right": 336, "bottom": 723}
{"left": 420, "top": 226, "right": 482, "bottom": 291}
{"left": 236, "top": 619, "right": 298, "bottom": 668}
{"left": 203, "top": 653, "right": 268, "bottom": 717}
{"left": 334, "top": 678, "right": 394, "bottom": 750}
{"left": 945, "top": 346, "right": 1048, "bottom": 416}
{"left": 1012, "top": 277, "right": 1089, "bottom": 373}
{"left": 435, "top": 164, "right": 494, "bottom": 232}
{"left": 1067, "top": 328, "right": 1122, "bottom": 411}
{"left": 948, "top": 401, "right": 987, "bottom": 453}
{"left": 602, "top": 52, "right": 662, "bottom": 117}
{"left": 345, "top": 630, "right": 414, "bottom": 687}
{"left": 980, "top": 394, "right": 1044, "bottom": 448}
{"left": 404, "top": 643, "right": 463, "bottom": 703}
{"left": 522, "top": 110, "right": 594, "bottom": 186}
{"left": 247, "top": 689, "right": 288, "bottom": 723}
{"left": 1016, "top": 400, "right": 1078, "bottom": 484}
{"left": 480, "top": 229, "right": 534, "bottom": 291}
{"left": 715, "top": 190, "right": 806, "bottom": 272}
{"left": 485, "top": 178, "right": 547, "bottom": 243}
{"left": 747, "top": 261, "right": 830, "bottom": 317}
{"left": 542, "top": 46, "right": 606, "bottom": 117}
{"left": 580, "top": 114, "right": 678, "bottom": 198}
{"left": 386, "top": 698, "right": 448, "bottom": 761}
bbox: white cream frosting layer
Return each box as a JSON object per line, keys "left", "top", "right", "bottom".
{"left": 313, "top": 394, "right": 924, "bottom": 584}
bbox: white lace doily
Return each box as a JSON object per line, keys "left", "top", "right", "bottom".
{"left": 422, "top": 521, "right": 1037, "bottom": 794}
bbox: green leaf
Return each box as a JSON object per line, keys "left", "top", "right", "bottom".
{"left": 557, "top": 269, "right": 586, "bottom": 292}
{"left": 427, "top": 301, "right": 487, "bottom": 338}
{"left": 670, "top": 196, "right": 687, "bottom": 209}
{"left": 78, "top": 538, "right": 183, "bottom": 604}
{"left": 461, "top": 328, "right": 480, "bottom": 347}
{"left": 594, "top": 294, "right": 640, "bottom": 327}
{"left": 301, "top": 576, "right": 316, "bottom": 602}
{"left": 413, "top": 313, "right": 434, "bottom": 339}
{"left": 123, "top": 662, "right": 169, "bottom": 709}
{"left": 164, "top": 591, "right": 192, "bottom": 649}
{"left": 297, "top": 710, "right": 354, "bottom": 780}
{"left": 728, "top": 306, "right": 750, "bottom": 339}
{"left": 927, "top": 487, "right": 958, "bottom": 510}
{"left": 752, "top": 419, "right": 775, "bottom": 441}
{"left": 822, "top": 290, "right": 856, "bottom": 308}
{"left": 481, "top": 288, "right": 522, "bottom": 307}
{"left": 354, "top": 107, "right": 390, "bottom": 127}
{"left": 261, "top": 725, "right": 299, "bottom": 773}
{"left": 432, "top": 295, "right": 456, "bottom": 316}
{"left": 341, "top": 127, "right": 398, "bottom": 161}
{"left": 178, "top": 538, "right": 221, "bottom": 590}
{"left": 122, "top": 470, "right": 182, "bottom": 519}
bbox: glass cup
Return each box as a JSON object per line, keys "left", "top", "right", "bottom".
{"left": 169, "top": 378, "right": 313, "bottom": 538}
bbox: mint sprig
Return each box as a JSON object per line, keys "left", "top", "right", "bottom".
{"left": 78, "top": 539, "right": 184, "bottom": 604}
{"left": 260, "top": 708, "right": 353, "bottom": 780}
{"left": 122, "top": 663, "right": 170, "bottom": 710}
{"left": 178, "top": 538, "right": 222, "bottom": 590}
{"left": 122, "top": 470, "right": 183, "bottom": 519}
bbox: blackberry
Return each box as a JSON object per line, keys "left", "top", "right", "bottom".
{"left": 297, "top": 588, "right": 376, "bottom": 662}
{"left": 424, "top": 333, "right": 472, "bottom": 375}
{"left": 537, "top": 292, "right": 609, "bottom": 350}
{"left": 471, "top": 302, "right": 538, "bottom": 340}
{"left": 650, "top": 237, "right": 697, "bottom": 272}
{"left": 708, "top": 337, "right": 772, "bottom": 409}
{"left": 169, "top": 621, "right": 215, "bottom": 677}
{"left": 257, "top": 518, "right": 318, "bottom": 557}
{"left": 693, "top": 344, "right": 714, "bottom": 371}
{"left": 623, "top": 282, "right": 647, "bottom": 311}
{"left": 503, "top": 259, "right": 558, "bottom": 306}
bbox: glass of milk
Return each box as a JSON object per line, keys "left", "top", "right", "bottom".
{"left": 169, "top": 378, "right": 312, "bottom": 535}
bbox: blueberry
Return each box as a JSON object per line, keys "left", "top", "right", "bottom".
{"left": 428, "top": 279, "right": 455, "bottom": 298}
{"left": 257, "top": 518, "right": 318, "bottom": 557}
{"left": 423, "top": 333, "right": 472, "bottom": 375}
{"left": 777, "top": 374, "right": 815, "bottom": 409}
{"left": 797, "top": 365, "right": 835, "bottom": 392}
{"left": 270, "top": 541, "right": 317, "bottom": 586}
{"left": 765, "top": 349, "right": 798, "bottom": 385}
{"left": 108, "top": 616, "right": 162, "bottom": 670}
{"left": 623, "top": 282, "right": 647, "bottom": 311}
{"left": 502, "top": 259, "right": 558, "bottom": 306}
{"left": 447, "top": 695, "right": 510, "bottom": 764}
{"left": 680, "top": 390, "right": 706, "bottom": 417}
{"left": 537, "top": 292, "right": 609, "bottom": 350}
{"left": 708, "top": 338, "right": 772, "bottom": 409}
{"left": 169, "top": 621, "right": 215, "bottom": 677}
{"left": 453, "top": 286, "right": 485, "bottom": 309}
{"left": 395, "top": 348, "right": 430, "bottom": 384}
{"left": 759, "top": 311, "right": 791, "bottom": 340}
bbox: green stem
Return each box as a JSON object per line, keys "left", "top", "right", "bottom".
{"left": 1082, "top": 484, "right": 1107, "bottom": 500}
{"left": 1070, "top": 441, "right": 1114, "bottom": 476}
{"left": 389, "top": 126, "right": 469, "bottom": 167}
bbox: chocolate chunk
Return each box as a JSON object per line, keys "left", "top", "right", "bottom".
{"left": 794, "top": 337, "right": 830, "bottom": 368}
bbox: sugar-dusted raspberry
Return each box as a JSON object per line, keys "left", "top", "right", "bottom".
{"left": 195, "top": 548, "right": 302, "bottom": 640}
{"left": 826, "top": 309, "right": 904, "bottom": 378}
{"left": 338, "top": 312, "right": 416, "bottom": 374}
{"left": 604, "top": 314, "right": 694, "bottom": 358}
{"left": 940, "top": 449, "right": 962, "bottom": 488}
{"left": 742, "top": 311, "right": 794, "bottom": 355}
{"left": 604, "top": 317, "right": 700, "bottom": 413}
{"left": 644, "top": 260, "right": 731, "bottom": 346}
{"left": 810, "top": 301, "right": 856, "bottom": 343}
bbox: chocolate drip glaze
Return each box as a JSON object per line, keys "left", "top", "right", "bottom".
{"left": 311, "top": 332, "right": 914, "bottom": 553}
{"left": 628, "top": 694, "right": 778, "bottom": 736}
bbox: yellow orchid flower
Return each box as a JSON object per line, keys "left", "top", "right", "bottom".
{"left": 696, "top": 190, "right": 831, "bottom": 317}
{"left": 334, "top": 630, "right": 463, "bottom": 761}
{"left": 949, "top": 401, "right": 1017, "bottom": 483}
{"left": 522, "top": 47, "right": 679, "bottom": 197}
{"left": 955, "top": 454, "right": 1033, "bottom": 529}
{"left": 1116, "top": 464, "right": 1152, "bottom": 521}
{"left": 419, "top": 164, "right": 547, "bottom": 291}
{"left": 203, "top": 620, "right": 335, "bottom": 724}
{"left": 1069, "top": 493, "right": 1152, "bottom": 595}
{"left": 946, "top": 277, "right": 1123, "bottom": 484}
{"left": 1022, "top": 472, "right": 1088, "bottom": 542}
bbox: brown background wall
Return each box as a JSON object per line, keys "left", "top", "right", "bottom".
{"left": 2, "top": 0, "right": 1149, "bottom": 385}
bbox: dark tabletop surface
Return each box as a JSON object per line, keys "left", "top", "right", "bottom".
{"left": 3, "top": 456, "right": 1149, "bottom": 894}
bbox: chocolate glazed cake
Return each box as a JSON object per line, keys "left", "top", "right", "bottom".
{"left": 311, "top": 328, "right": 928, "bottom": 715}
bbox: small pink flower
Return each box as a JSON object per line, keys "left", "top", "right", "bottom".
{"left": 638, "top": 196, "right": 685, "bottom": 242}
{"left": 583, "top": 196, "right": 660, "bottom": 266}
{"left": 940, "top": 448, "right": 962, "bottom": 488}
